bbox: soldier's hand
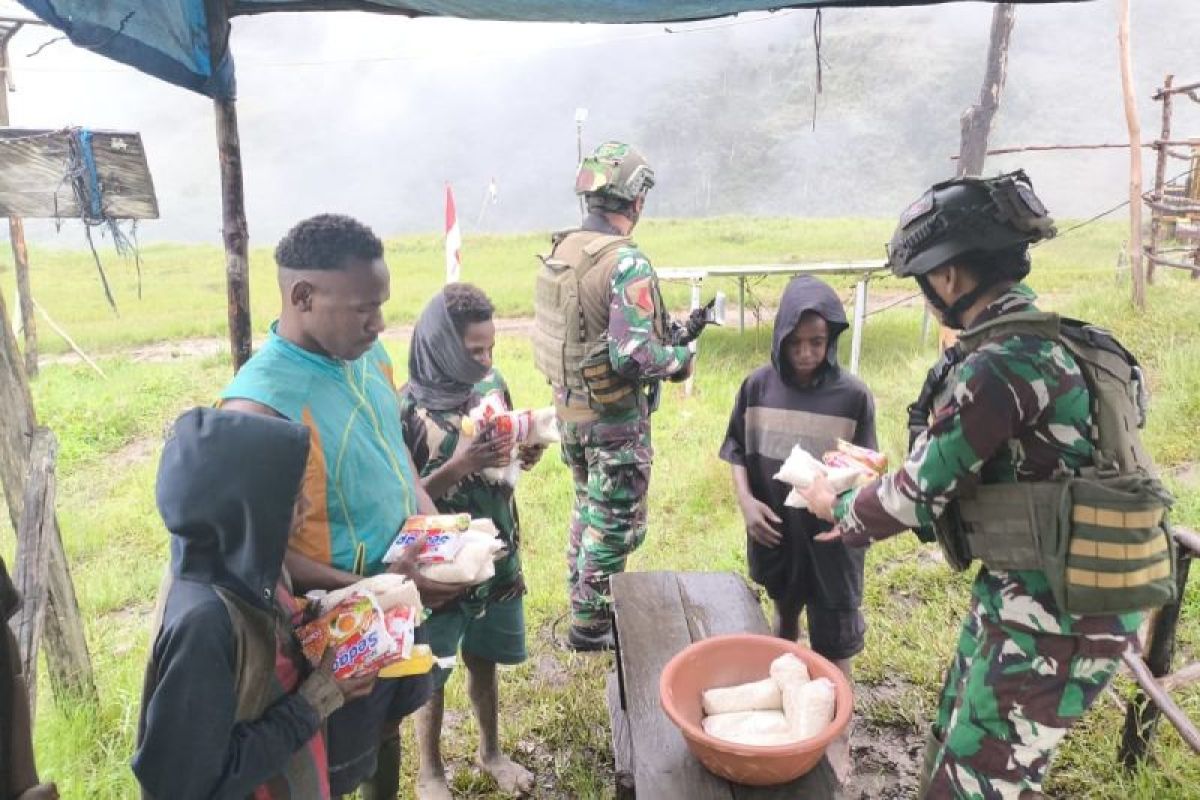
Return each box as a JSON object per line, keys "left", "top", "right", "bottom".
{"left": 676, "top": 300, "right": 715, "bottom": 346}
{"left": 796, "top": 473, "right": 837, "bottom": 523}
{"left": 740, "top": 497, "right": 783, "bottom": 547}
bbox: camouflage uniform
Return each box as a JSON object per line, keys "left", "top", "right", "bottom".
{"left": 834, "top": 285, "right": 1141, "bottom": 797}
{"left": 558, "top": 215, "right": 692, "bottom": 628}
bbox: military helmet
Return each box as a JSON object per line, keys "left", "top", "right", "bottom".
{"left": 886, "top": 170, "right": 1056, "bottom": 278}
{"left": 575, "top": 141, "right": 655, "bottom": 202}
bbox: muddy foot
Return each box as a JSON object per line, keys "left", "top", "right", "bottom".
{"left": 477, "top": 753, "right": 534, "bottom": 796}
{"left": 415, "top": 772, "right": 454, "bottom": 800}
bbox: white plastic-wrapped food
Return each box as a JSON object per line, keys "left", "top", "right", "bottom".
{"left": 768, "top": 653, "right": 810, "bottom": 687}
{"left": 420, "top": 528, "right": 503, "bottom": 584}
{"left": 782, "top": 676, "right": 837, "bottom": 740}
{"left": 701, "top": 678, "right": 782, "bottom": 716}
{"left": 314, "top": 573, "right": 422, "bottom": 616}
{"left": 773, "top": 445, "right": 825, "bottom": 489}
{"left": 702, "top": 710, "right": 790, "bottom": 740}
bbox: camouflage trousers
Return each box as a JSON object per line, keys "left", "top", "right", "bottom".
{"left": 559, "top": 412, "right": 652, "bottom": 628}
{"left": 922, "top": 570, "right": 1136, "bottom": 799}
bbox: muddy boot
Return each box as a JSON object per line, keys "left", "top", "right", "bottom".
{"left": 916, "top": 728, "right": 944, "bottom": 800}
{"left": 360, "top": 733, "right": 402, "bottom": 800}
{"left": 567, "top": 623, "right": 614, "bottom": 652}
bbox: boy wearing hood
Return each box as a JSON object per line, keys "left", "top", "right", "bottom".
{"left": 719, "top": 276, "right": 876, "bottom": 774}
{"left": 400, "top": 284, "right": 542, "bottom": 799}
{"left": 133, "top": 408, "right": 377, "bottom": 800}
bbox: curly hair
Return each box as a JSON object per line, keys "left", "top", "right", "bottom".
{"left": 275, "top": 214, "right": 384, "bottom": 271}
{"left": 443, "top": 282, "right": 494, "bottom": 335}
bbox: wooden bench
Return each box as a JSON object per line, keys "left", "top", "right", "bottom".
{"left": 608, "top": 571, "right": 842, "bottom": 799}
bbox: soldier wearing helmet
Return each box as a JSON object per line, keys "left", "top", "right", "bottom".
{"left": 533, "top": 141, "right": 714, "bottom": 651}
{"left": 798, "top": 171, "right": 1151, "bottom": 796}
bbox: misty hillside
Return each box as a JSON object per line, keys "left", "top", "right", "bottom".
{"left": 3, "top": 0, "right": 1198, "bottom": 244}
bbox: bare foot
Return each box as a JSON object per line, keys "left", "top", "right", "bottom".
{"left": 415, "top": 771, "right": 454, "bottom": 800}
{"left": 477, "top": 753, "right": 534, "bottom": 796}
{"left": 18, "top": 786, "right": 59, "bottom": 800}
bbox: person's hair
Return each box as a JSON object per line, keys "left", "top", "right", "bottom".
{"left": 444, "top": 282, "right": 494, "bottom": 335}
{"left": 275, "top": 214, "right": 384, "bottom": 271}
{"left": 954, "top": 245, "right": 1031, "bottom": 284}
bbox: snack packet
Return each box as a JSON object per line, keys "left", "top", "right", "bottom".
{"left": 298, "top": 592, "right": 398, "bottom": 679}
{"left": 384, "top": 514, "right": 471, "bottom": 564}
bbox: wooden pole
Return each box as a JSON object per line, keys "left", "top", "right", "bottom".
{"left": 0, "top": 273, "right": 96, "bottom": 708}
{"left": 206, "top": 0, "right": 252, "bottom": 371}
{"left": 12, "top": 428, "right": 57, "bottom": 714}
{"left": 1147, "top": 75, "right": 1173, "bottom": 284}
{"left": 937, "top": 4, "right": 1016, "bottom": 350}
{"left": 957, "top": 3, "right": 1016, "bottom": 178}
{"left": 0, "top": 30, "right": 37, "bottom": 377}
{"left": 1117, "top": 0, "right": 1146, "bottom": 311}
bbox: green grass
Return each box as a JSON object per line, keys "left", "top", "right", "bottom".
{"left": 1, "top": 216, "right": 1130, "bottom": 357}
{"left": 2, "top": 219, "right": 1198, "bottom": 798}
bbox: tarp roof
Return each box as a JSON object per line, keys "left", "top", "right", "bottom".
{"left": 17, "top": 1, "right": 1090, "bottom": 100}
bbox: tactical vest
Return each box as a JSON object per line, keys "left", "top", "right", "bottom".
{"left": 533, "top": 229, "right": 667, "bottom": 411}
{"left": 931, "top": 311, "right": 1175, "bottom": 616}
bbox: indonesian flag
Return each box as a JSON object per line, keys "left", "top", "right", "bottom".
{"left": 445, "top": 183, "right": 461, "bottom": 284}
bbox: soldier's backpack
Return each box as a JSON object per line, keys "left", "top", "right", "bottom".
{"left": 942, "top": 311, "right": 1176, "bottom": 616}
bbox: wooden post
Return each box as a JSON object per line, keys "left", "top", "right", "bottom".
{"left": 957, "top": 3, "right": 1017, "bottom": 178}
{"left": 0, "top": 288, "right": 96, "bottom": 707}
{"left": 206, "top": 0, "right": 253, "bottom": 371}
{"left": 939, "top": 4, "right": 1016, "bottom": 351}
{"left": 1117, "top": 0, "right": 1146, "bottom": 311}
{"left": 1119, "top": 545, "right": 1193, "bottom": 765}
{"left": 0, "top": 30, "right": 37, "bottom": 377}
{"left": 12, "top": 428, "right": 57, "bottom": 714}
{"left": 1147, "top": 75, "right": 1173, "bottom": 285}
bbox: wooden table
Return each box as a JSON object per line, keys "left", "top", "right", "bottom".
{"left": 608, "top": 571, "right": 842, "bottom": 799}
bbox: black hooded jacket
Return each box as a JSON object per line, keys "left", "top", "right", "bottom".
{"left": 133, "top": 408, "right": 341, "bottom": 800}
{"left": 720, "top": 276, "right": 878, "bottom": 529}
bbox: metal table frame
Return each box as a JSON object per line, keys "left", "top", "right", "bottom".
{"left": 658, "top": 262, "right": 886, "bottom": 375}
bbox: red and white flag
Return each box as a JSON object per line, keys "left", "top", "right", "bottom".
{"left": 444, "top": 184, "right": 462, "bottom": 284}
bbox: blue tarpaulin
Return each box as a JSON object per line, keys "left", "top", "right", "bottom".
{"left": 17, "top": 1, "right": 1090, "bottom": 99}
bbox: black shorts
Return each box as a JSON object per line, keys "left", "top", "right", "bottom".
{"left": 326, "top": 664, "right": 433, "bottom": 793}
{"left": 747, "top": 515, "right": 867, "bottom": 661}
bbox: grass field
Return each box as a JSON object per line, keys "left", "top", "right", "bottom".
{"left": 1, "top": 218, "right": 1197, "bottom": 799}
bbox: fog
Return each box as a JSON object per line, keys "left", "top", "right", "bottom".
{"left": 3, "top": 0, "right": 1198, "bottom": 247}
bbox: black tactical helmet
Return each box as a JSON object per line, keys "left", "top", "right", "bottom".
{"left": 886, "top": 170, "right": 1056, "bottom": 278}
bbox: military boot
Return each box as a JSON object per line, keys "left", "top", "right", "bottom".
{"left": 567, "top": 623, "right": 614, "bottom": 652}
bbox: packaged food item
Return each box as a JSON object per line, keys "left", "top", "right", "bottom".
{"left": 378, "top": 644, "right": 435, "bottom": 678}
{"left": 774, "top": 441, "right": 887, "bottom": 510}
{"left": 769, "top": 653, "right": 810, "bottom": 687}
{"left": 384, "top": 514, "right": 471, "bottom": 565}
{"left": 313, "top": 573, "right": 422, "bottom": 617}
{"left": 298, "top": 592, "right": 398, "bottom": 680}
{"left": 462, "top": 398, "right": 560, "bottom": 446}
{"left": 782, "top": 677, "right": 837, "bottom": 740}
{"left": 701, "top": 677, "right": 782, "bottom": 716}
{"left": 699, "top": 655, "right": 838, "bottom": 747}
{"left": 382, "top": 518, "right": 504, "bottom": 586}
{"left": 702, "top": 710, "right": 790, "bottom": 741}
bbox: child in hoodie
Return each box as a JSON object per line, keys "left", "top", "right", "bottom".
{"left": 718, "top": 276, "right": 876, "bottom": 774}
{"left": 133, "top": 408, "right": 377, "bottom": 800}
